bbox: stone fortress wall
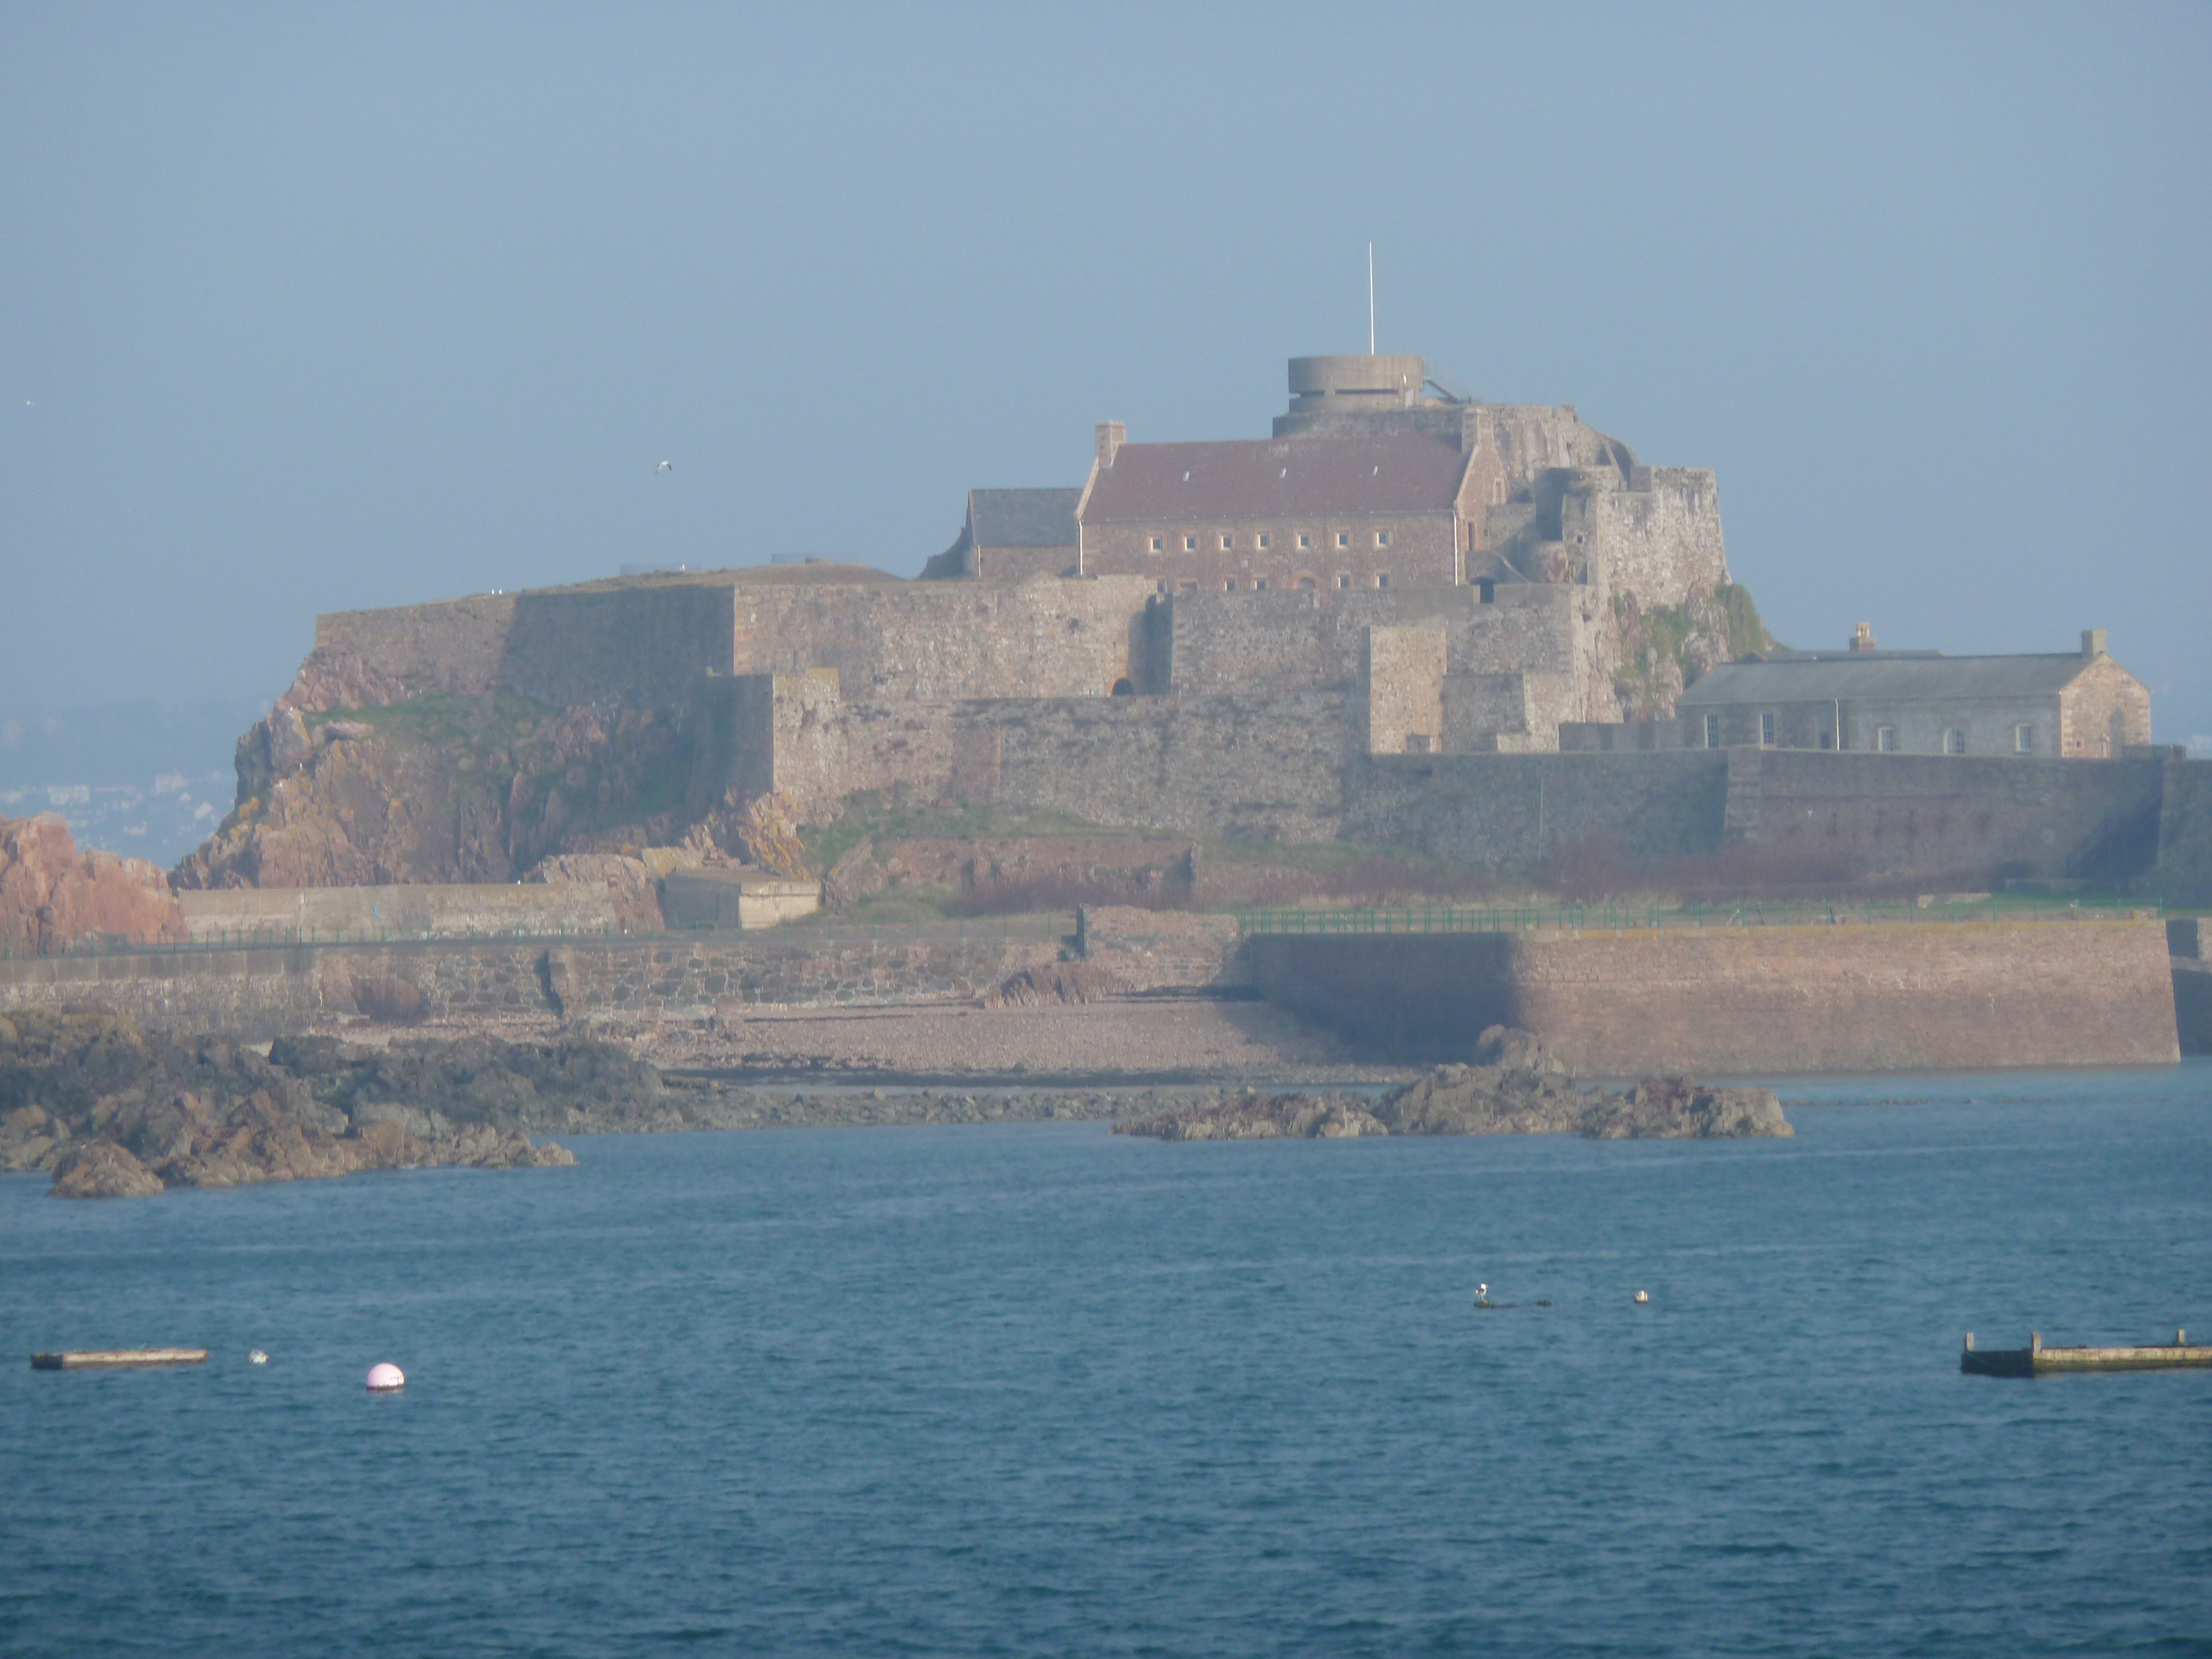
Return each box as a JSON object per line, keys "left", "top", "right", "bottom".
{"left": 224, "top": 349, "right": 2206, "bottom": 900}
{"left": 281, "top": 594, "right": 516, "bottom": 711}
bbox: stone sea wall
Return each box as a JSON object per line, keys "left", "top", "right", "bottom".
{"left": 1248, "top": 919, "right": 2181, "bottom": 1075}
{"left": 0, "top": 930, "right": 1071, "bottom": 1038}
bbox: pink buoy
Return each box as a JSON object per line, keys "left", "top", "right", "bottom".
{"left": 366, "top": 1362, "right": 406, "bottom": 1392}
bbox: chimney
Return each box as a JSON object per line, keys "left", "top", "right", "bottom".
{"left": 1095, "top": 420, "right": 1125, "bottom": 471}
{"left": 1458, "top": 405, "right": 1492, "bottom": 454}
{"left": 1849, "top": 622, "right": 1876, "bottom": 653}
{"left": 2081, "top": 628, "right": 2107, "bottom": 659}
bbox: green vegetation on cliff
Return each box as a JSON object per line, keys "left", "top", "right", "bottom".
{"left": 1612, "top": 581, "right": 1775, "bottom": 720}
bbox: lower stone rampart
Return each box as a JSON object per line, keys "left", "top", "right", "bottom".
{"left": 178, "top": 883, "right": 621, "bottom": 941}
{"left": 0, "top": 931, "right": 1070, "bottom": 1039}
{"left": 1347, "top": 751, "right": 1731, "bottom": 868}
{"left": 1247, "top": 920, "right": 2180, "bottom": 1074}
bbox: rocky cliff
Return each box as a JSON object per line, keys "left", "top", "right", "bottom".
{"left": 175, "top": 695, "right": 697, "bottom": 889}
{"left": 2, "top": 815, "right": 184, "bottom": 951}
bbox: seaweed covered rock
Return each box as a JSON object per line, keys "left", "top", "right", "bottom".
{"left": 0, "top": 1013, "right": 580, "bottom": 1197}
{"left": 1579, "top": 1076, "right": 1791, "bottom": 1139}
{"left": 1116, "top": 1028, "right": 1791, "bottom": 1142}
{"left": 49, "top": 1139, "right": 166, "bottom": 1198}
{"left": 1113, "top": 1092, "right": 1385, "bottom": 1140}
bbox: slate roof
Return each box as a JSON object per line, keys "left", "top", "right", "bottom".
{"left": 969, "top": 488, "right": 1081, "bottom": 548}
{"left": 1081, "top": 435, "right": 1468, "bottom": 523}
{"left": 1679, "top": 653, "right": 2103, "bottom": 706}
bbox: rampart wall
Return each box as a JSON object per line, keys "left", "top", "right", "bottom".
{"left": 724, "top": 577, "right": 1154, "bottom": 699}
{"left": 1248, "top": 920, "right": 2180, "bottom": 1074}
{"left": 1561, "top": 469, "right": 1726, "bottom": 611}
{"left": 1165, "top": 583, "right": 1584, "bottom": 692}
{"left": 2151, "top": 760, "right": 2212, "bottom": 903}
{"left": 176, "top": 883, "right": 621, "bottom": 941}
{"left": 1347, "top": 751, "right": 1733, "bottom": 868}
{"left": 696, "top": 677, "right": 1361, "bottom": 841}
{"left": 283, "top": 595, "right": 517, "bottom": 711}
{"left": 500, "top": 586, "right": 737, "bottom": 708}
{"left": 1719, "top": 749, "right": 2170, "bottom": 883}
{"left": 1362, "top": 628, "right": 1446, "bottom": 754}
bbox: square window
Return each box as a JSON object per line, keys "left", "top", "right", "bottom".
{"left": 1297, "top": 533, "right": 1311, "bottom": 550}
{"left": 1337, "top": 574, "right": 1352, "bottom": 589}
{"left": 1704, "top": 714, "right": 1721, "bottom": 749}
{"left": 2014, "top": 723, "right": 2033, "bottom": 754}
{"left": 1376, "top": 530, "right": 1390, "bottom": 547}
{"left": 1335, "top": 532, "right": 1350, "bottom": 549}
{"left": 1759, "top": 712, "right": 1776, "bottom": 746}
{"left": 1375, "top": 573, "right": 1390, "bottom": 588}
{"left": 1223, "top": 580, "right": 1235, "bottom": 592}
{"left": 1183, "top": 535, "right": 1197, "bottom": 552}
{"left": 1219, "top": 534, "right": 1233, "bottom": 550}
{"left": 1254, "top": 578, "right": 1267, "bottom": 591}
{"left": 1148, "top": 536, "right": 1162, "bottom": 553}
{"left": 1877, "top": 725, "right": 1896, "bottom": 752}
{"left": 1258, "top": 533, "right": 1271, "bottom": 549}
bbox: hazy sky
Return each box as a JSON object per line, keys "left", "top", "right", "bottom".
{"left": 5, "top": 3, "right": 2208, "bottom": 739}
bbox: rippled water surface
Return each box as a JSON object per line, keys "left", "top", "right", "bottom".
{"left": 3, "top": 1065, "right": 2209, "bottom": 1657}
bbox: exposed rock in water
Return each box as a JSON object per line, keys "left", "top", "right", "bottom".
{"left": 0, "top": 1012, "right": 582, "bottom": 1198}
{"left": 49, "top": 1139, "right": 166, "bottom": 1198}
{"left": 1, "top": 813, "right": 185, "bottom": 952}
{"left": 1113, "top": 1092, "right": 1386, "bottom": 1140}
{"left": 1114, "top": 1029, "right": 1791, "bottom": 1141}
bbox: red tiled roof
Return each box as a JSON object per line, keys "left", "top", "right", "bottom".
{"left": 1081, "top": 435, "right": 1468, "bottom": 523}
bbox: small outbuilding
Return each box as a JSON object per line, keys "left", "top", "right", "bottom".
{"left": 1676, "top": 629, "right": 2151, "bottom": 758}
{"left": 924, "top": 488, "right": 1082, "bottom": 581}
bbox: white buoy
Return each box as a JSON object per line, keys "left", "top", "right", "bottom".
{"left": 1634, "top": 1290, "right": 1650, "bottom": 1305}
{"left": 249, "top": 1349, "right": 269, "bottom": 1365}
{"left": 366, "top": 1362, "right": 406, "bottom": 1392}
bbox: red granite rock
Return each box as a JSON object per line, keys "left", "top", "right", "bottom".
{"left": 0, "top": 815, "right": 185, "bottom": 952}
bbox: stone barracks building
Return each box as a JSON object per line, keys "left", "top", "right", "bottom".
{"left": 1674, "top": 628, "right": 2152, "bottom": 757}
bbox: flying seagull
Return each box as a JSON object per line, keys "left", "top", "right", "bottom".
{"left": 656, "top": 460, "right": 672, "bottom": 473}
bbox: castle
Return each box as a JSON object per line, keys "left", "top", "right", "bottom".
{"left": 187, "top": 353, "right": 2206, "bottom": 899}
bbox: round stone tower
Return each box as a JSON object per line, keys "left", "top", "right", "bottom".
{"left": 1274, "top": 354, "right": 1454, "bottom": 438}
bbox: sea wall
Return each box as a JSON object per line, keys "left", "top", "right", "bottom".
{"left": 177, "top": 883, "right": 621, "bottom": 941}
{"left": 0, "top": 931, "right": 1070, "bottom": 1038}
{"left": 1246, "top": 920, "right": 2180, "bottom": 1074}
{"left": 2172, "top": 919, "right": 2211, "bottom": 1055}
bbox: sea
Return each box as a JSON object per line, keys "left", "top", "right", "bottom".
{"left": 3, "top": 1065, "right": 2208, "bottom": 1658}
